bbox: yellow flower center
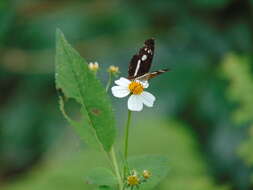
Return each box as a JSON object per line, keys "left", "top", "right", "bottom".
{"left": 128, "top": 81, "right": 144, "bottom": 95}
{"left": 127, "top": 175, "right": 140, "bottom": 186}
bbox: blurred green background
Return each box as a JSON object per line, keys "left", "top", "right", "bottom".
{"left": 1, "top": 0, "right": 253, "bottom": 189}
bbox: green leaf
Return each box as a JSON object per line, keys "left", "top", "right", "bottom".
{"left": 128, "top": 155, "right": 169, "bottom": 190}
{"left": 55, "top": 29, "right": 116, "bottom": 152}
{"left": 59, "top": 96, "right": 100, "bottom": 150}
{"left": 86, "top": 167, "right": 117, "bottom": 186}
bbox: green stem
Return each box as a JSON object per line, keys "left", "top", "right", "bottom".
{"left": 106, "top": 72, "right": 112, "bottom": 92}
{"left": 123, "top": 110, "right": 132, "bottom": 179}
{"left": 110, "top": 147, "right": 123, "bottom": 190}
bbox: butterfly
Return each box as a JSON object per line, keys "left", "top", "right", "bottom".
{"left": 128, "top": 38, "right": 169, "bottom": 81}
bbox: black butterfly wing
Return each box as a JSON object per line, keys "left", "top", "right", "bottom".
{"left": 128, "top": 54, "right": 139, "bottom": 78}
{"left": 128, "top": 39, "right": 155, "bottom": 79}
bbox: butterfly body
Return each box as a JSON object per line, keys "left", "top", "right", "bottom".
{"left": 128, "top": 38, "right": 169, "bottom": 81}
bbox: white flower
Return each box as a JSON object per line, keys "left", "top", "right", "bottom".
{"left": 111, "top": 77, "right": 156, "bottom": 111}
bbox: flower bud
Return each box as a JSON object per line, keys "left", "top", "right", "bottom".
{"left": 108, "top": 65, "right": 119, "bottom": 74}
{"left": 88, "top": 62, "right": 99, "bottom": 71}
{"left": 142, "top": 170, "right": 151, "bottom": 179}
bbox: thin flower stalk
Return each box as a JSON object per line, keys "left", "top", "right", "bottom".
{"left": 110, "top": 147, "right": 123, "bottom": 190}
{"left": 106, "top": 72, "right": 113, "bottom": 92}
{"left": 123, "top": 110, "right": 132, "bottom": 180}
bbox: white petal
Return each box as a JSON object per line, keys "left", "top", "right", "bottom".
{"left": 128, "top": 95, "right": 143, "bottom": 111}
{"left": 135, "top": 80, "right": 149, "bottom": 88}
{"left": 141, "top": 80, "right": 149, "bottom": 88}
{"left": 140, "top": 91, "right": 156, "bottom": 107}
{"left": 111, "top": 86, "right": 130, "bottom": 98}
{"left": 115, "top": 77, "right": 131, "bottom": 87}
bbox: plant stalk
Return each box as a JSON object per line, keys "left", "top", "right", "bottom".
{"left": 123, "top": 110, "right": 132, "bottom": 180}
{"left": 106, "top": 72, "right": 112, "bottom": 92}
{"left": 110, "top": 147, "right": 123, "bottom": 190}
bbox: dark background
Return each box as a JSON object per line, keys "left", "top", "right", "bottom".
{"left": 1, "top": 0, "right": 253, "bottom": 189}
